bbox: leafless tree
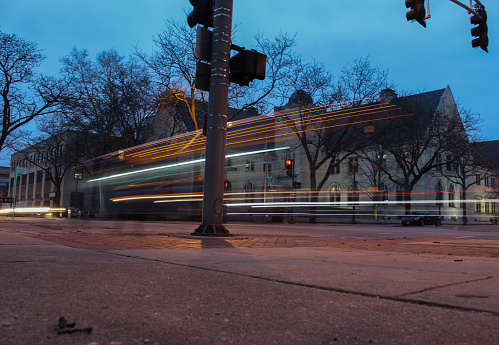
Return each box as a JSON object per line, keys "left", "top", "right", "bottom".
{"left": 0, "top": 31, "right": 65, "bottom": 154}
{"left": 277, "top": 59, "right": 367, "bottom": 223}
{"left": 437, "top": 106, "right": 490, "bottom": 224}
{"left": 136, "top": 20, "right": 299, "bottom": 134}
{"left": 60, "top": 48, "right": 157, "bottom": 157}
{"left": 367, "top": 92, "right": 464, "bottom": 215}
{"left": 17, "top": 114, "right": 83, "bottom": 207}
{"left": 339, "top": 55, "right": 395, "bottom": 107}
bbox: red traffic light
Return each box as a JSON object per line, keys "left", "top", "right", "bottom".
{"left": 285, "top": 159, "right": 293, "bottom": 176}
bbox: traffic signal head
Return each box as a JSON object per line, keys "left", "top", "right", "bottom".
{"left": 194, "top": 26, "right": 213, "bottom": 91}
{"left": 285, "top": 159, "right": 293, "bottom": 176}
{"left": 224, "top": 180, "right": 232, "bottom": 191}
{"left": 471, "top": 9, "right": 488, "bottom": 53}
{"left": 229, "top": 49, "right": 267, "bottom": 87}
{"left": 405, "top": 0, "right": 426, "bottom": 28}
{"left": 187, "top": 0, "right": 214, "bottom": 28}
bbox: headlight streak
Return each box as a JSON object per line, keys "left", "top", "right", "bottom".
{"left": 0, "top": 207, "right": 67, "bottom": 214}
{"left": 225, "top": 199, "right": 499, "bottom": 208}
{"left": 87, "top": 146, "right": 290, "bottom": 183}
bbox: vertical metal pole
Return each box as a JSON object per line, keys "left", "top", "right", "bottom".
{"left": 13, "top": 167, "right": 18, "bottom": 217}
{"left": 192, "top": 0, "right": 233, "bottom": 236}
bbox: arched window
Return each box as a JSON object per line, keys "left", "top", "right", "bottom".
{"left": 244, "top": 181, "right": 255, "bottom": 203}
{"left": 330, "top": 184, "right": 341, "bottom": 203}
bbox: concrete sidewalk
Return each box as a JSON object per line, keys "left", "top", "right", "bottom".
{"left": 1, "top": 218, "right": 499, "bottom": 344}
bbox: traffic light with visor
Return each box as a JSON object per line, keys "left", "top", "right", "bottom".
{"left": 187, "top": 0, "right": 214, "bottom": 28}
{"left": 471, "top": 8, "right": 488, "bottom": 53}
{"left": 405, "top": 0, "right": 426, "bottom": 28}
{"left": 229, "top": 49, "right": 267, "bottom": 87}
{"left": 285, "top": 159, "right": 293, "bottom": 176}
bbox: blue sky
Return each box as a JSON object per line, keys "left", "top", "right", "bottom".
{"left": 1, "top": 0, "right": 497, "bottom": 163}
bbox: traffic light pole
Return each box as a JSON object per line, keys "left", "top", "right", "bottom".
{"left": 192, "top": 0, "right": 233, "bottom": 236}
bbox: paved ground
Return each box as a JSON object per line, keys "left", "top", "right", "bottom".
{"left": 1, "top": 217, "right": 499, "bottom": 344}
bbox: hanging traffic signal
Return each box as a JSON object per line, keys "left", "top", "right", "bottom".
{"left": 229, "top": 49, "right": 267, "bottom": 87}
{"left": 405, "top": 0, "right": 426, "bottom": 28}
{"left": 187, "top": 0, "right": 214, "bottom": 28}
{"left": 471, "top": 8, "right": 488, "bottom": 53}
{"left": 223, "top": 180, "right": 232, "bottom": 191}
{"left": 195, "top": 26, "right": 213, "bottom": 91}
{"left": 293, "top": 182, "right": 302, "bottom": 189}
{"left": 285, "top": 159, "right": 293, "bottom": 176}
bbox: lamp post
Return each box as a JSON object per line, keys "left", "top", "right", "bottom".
{"left": 351, "top": 160, "right": 358, "bottom": 224}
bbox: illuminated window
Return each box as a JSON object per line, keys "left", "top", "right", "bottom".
{"left": 330, "top": 184, "right": 341, "bottom": 203}
{"left": 475, "top": 196, "right": 482, "bottom": 213}
{"left": 245, "top": 160, "right": 255, "bottom": 171}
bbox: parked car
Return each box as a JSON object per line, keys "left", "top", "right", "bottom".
{"left": 401, "top": 211, "right": 442, "bottom": 226}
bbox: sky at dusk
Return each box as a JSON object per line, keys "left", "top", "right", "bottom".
{"left": 0, "top": 0, "right": 497, "bottom": 164}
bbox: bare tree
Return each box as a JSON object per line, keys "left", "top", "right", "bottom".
{"left": 17, "top": 114, "right": 83, "bottom": 207}
{"left": 0, "top": 31, "right": 65, "bottom": 154}
{"left": 367, "top": 90, "right": 463, "bottom": 215}
{"left": 276, "top": 59, "right": 366, "bottom": 223}
{"left": 339, "top": 55, "right": 395, "bottom": 107}
{"left": 61, "top": 48, "right": 156, "bottom": 157}
{"left": 435, "top": 106, "right": 494, "bottom": 225}
{"left": 136, "top": 20, "right": 299, "bottom": 134}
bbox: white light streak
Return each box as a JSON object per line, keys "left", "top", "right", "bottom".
{"left": 87, "top": 146, "right": 290, "bottom": 183}
{"left": 225, "top": 199, "right": 499, "bottom": 208}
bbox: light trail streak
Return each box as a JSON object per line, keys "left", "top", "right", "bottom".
{"left": 0, "top": 207, "right": 66, "bottom": 214}
{"left": 87, "top": 146, "right": 290, "bottom": 183}
{"left": 226, "top": 199, "right": 499, "bottom": 208}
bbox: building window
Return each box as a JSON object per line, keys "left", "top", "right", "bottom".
{"left": 435, "top": 181, "right": 444, "bottom": 205}
{"left": 332, "top": 159, "right": 341, "bottom": 174}
{"left": 446, "top": 154, "right": 457, "bottom": 172}
{"left": 485, "top": 202, "right": 490, "bottom": 214}
{"left": 330, "top": 184, "right": 341, "bottom": 203}
{"left": 448, "top": 184, "right": 455, "bottom": 208}
{"left": 476, "top": 174, "right": 481, "bottom": 185}
{"left": 396, "top": 185, "right": 404, "bottom": 204}
{"left": 475, "top": 196, "right": 482, "bottom": 213}
{"left": 36, "top": 170, "right": 43, "bottom": 183}
{"left": 245, "top": 160, "right": 255, "bottom": 171}
{"left": 244, "top": 181, "right": 255, "bottom": 203}
{"left": 263, "top": 163, "right": 272, "bottom": 173}
{"left": 484, "top": 176, "right": 490, "bottom": 187}
{"left": 436, "top": 154, "right": 443, "bottom": 172}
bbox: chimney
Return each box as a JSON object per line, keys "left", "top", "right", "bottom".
{"left": 379, "top": 89, "right": 397, "bottom": 103}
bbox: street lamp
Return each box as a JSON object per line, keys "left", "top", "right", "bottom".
{"left": 351, "top": 159, "right": 358, "bottom": 224}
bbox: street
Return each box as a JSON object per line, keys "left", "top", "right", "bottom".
{"left": 1, "top": 217, "right": 499, "bottom": 344}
